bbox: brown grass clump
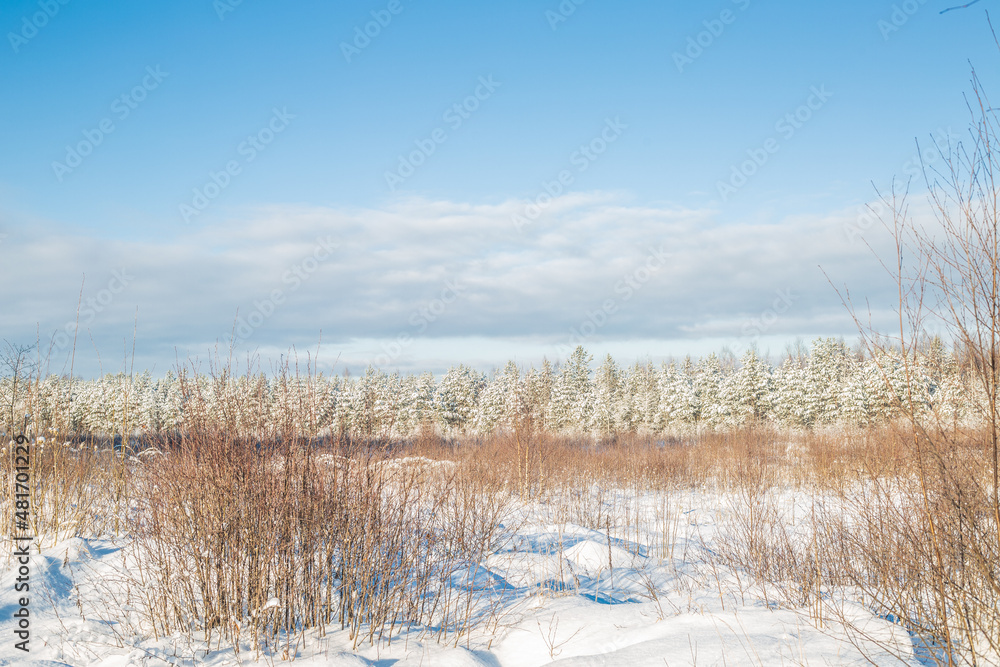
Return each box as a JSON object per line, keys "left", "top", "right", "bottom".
{"left": 126, "top": 429, "right": 512, "bottom": 657}
{"left": 0, "top": 434, "right": 132, "bottom": 547}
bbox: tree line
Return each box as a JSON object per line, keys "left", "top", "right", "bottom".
{"left": 0, "top": 336, "right": 983, "bottom": 440}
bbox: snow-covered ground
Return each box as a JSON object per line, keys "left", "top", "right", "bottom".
{"left": 1, "top": 475, "right": 936, "bottom": 667}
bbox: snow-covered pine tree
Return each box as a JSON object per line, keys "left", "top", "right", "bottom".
{"left": 132, "top": 370, "right": 154, "bottom": 433}
{"left": 803, "top": 338, "right": 854, "bottom": 425}
{"left": 621, "top": 362, "right": 658, "bottom": 433}
{"left": 658, "top": 358, "right": 698, "bottom": 432}
{"left": 373, "top": 371, "right": 401, "bottom": 438}
{"left": 926, "top": 344, "right": 970, "bottom": 427}
{"left": 342, "top": 366, "right": 396, "bottom": 437}
{"left": 839, "top": 356, "right": 877, "bottom": 427}
{"left": 654, "top": 363, "right": 678, "bottom": 431}
{"left": 868, "top": 348, "right": 931, "bottom": 423}
{"left": 722, "top": 349, "right": 774, "bottom": 425}
{"left": 434, "top": 364, "right": 485, "bottom": 433}
{"left": 694, "top": 353, "right": 726, "bottom": 428}
{"left": 593, "top": 354, "right": 623, "bottom": 435}
{"left": 35, "top": 374, "right": 64, "bottom": 434}
{"left": 546, "top": 346, "right": 594, "bottom": 432}
{"left": 413, "top": 371, "right": 438, "bottom": 432}
{"left": 396, "top": 371, "right": 436, "bottom": 435}
{"left": 474, "top": 361, "right": 525, "bottom": 433}
{"left": 771, "top": 355, "right": 809, "bottom": 427}
{"left": 328, "top": 374, "right": 353, "bottom": 438}
{"left": 523, "top": 359, "right": 553, "bottom": 430}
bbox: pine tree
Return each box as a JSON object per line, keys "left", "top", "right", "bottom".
{"left": 475, "top": 361, "right": 524, "bottom": 433}
{"left": 928, "top": 346, "right": 970, "bottom": 426}
{"left": 771, "top": 356, "right": 809, "bottom": 427}
{"left": 803, "top": 338, "right": 853, "bottom": 425}
{"left": 839, "top": 357, "right": 877, "bottom": 427}
{"left": 343, "top": 367, "right": 398, "bottom": 437}
{"left": 523, "top": 360, "right": 553, "bottom": 429}
{"left": 547, "top": 346, "right": 594, "bottom": 432}
{"left": 656, "top": 359, "right": 700, "bottom": 432}
{"left": 694, "top": 353, "right": 726, "bottom": 428}
{"left": 622, "top": 362, "right": 658, "bottom": 433}
{"left": 397, "top": 372, "right": 436, "bottom": 434}
{"left": 723, "top": 349, "right": 774, "bottom": 425}
{"left": 592, "top": 354, "right": 623, "bottom": 435}
{"left": 434, "top": 365, "right": 485, "bottom": 433}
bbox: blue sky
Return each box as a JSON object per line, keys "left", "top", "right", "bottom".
{"left": 1, "top": 0, "right": 994, "bottom": 377}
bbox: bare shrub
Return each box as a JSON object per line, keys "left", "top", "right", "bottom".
{"left": 127, "top": 428, "right": 513, "bottom": 656}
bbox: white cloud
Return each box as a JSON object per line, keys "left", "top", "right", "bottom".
{"left": 0, "top": 193, "right": 906, "bottom": 377}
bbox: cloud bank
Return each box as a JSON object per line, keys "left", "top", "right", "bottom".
{"left": 0, "top": 193, "right": 902, "bottom": 377}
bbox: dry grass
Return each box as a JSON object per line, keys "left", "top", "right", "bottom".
{"left": 409, "top": 425, "right": 999, "bottom": 664}
{"left": 0, "top": 434, "right": 131, "bottom": 546}
{"left": 121, "top": 429, "right": 512, "bottom": 656}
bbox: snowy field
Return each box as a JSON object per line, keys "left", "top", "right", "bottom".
{"left": 0, "top": 452, "right": 943, "bottom": 667}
